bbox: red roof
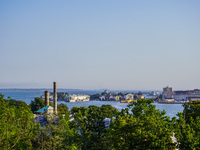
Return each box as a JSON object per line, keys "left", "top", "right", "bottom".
{"left": 163, "top": 92, "right": 174, "bottom": 94}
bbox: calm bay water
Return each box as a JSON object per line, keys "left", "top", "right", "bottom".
{"left": 0, "top": 89, "right": 183, "bottom": 118}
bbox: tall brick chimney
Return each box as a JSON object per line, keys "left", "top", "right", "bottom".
{"left": 45, "top": 91, "right": 49, "bottom": 106}
{"left": 53, "top": 82, "right": 57, "bottom": 114}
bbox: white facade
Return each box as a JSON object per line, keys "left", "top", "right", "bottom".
{"left": 124, "top": 93, "right": 134, "bottom": 100}
{"left": 65, "top": 94, "right": 90, "bottom": 102}
{"left": 173, "top": 94, "right": 188, "bottom": 101}
{"left": 99, "top": 95, "right": 105, "bottom": 100}
{"left": 145, "top": 95, "right": 157, "bottom": 99}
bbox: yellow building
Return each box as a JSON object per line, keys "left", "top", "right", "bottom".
{"left": 114, "top": 95, "right": 120, "bottom": 101}
{"left": 138, "top": 95, "right": 144, "bottom": 99}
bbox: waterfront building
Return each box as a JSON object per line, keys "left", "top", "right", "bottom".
{"left": 173, "top": 91, "right": 188, "bottom": 101}
{"left": 162, "top": 86, "right": 174, "bottom": 101}
{"left": 113, "top": 95, "right": 120, "bottom": 101}
{"left": 162, "top": 86, "right": 200, "bottom": 102}
{"left": 144, "top": 91, "right": 158, "bottom": 100}
{"left": 137, "top": 94, "right": 144, "bottom": 99}
{"left": 99, "top": 93, "right": 121, "bottom": 101}
{"left": 165, "top": 99, "right": 175, "bottom": 102}
{"left": 65, "top": 94, "right": 90, "bottom": 102}
{"left": 144, "top": 95, "right": 157, "bottom": 100}
{"left": 124, "top": 93, "right": 134, "bottom": 100}
{"left": 99, "top": 95, "right": 106, "bottom": 100}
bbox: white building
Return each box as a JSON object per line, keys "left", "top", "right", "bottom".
{"left": 65, "top": 94, "right": 90, "bottom": 102}
{"left": 145, "top": 95, "right": 157, "bottom": 99}
{"left": 124, "top": 93, "right": 134, "bottom": 100}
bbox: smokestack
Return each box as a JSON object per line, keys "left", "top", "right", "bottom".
{"left": 53, "top": 82, "right": 57, "bottom": 114}
{"left": 45, "top": 91, "right": 49, "bottom": 106}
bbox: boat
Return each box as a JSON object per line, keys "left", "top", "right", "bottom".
{"left": 120, "top": 99, "right": 133, "bottom": 103}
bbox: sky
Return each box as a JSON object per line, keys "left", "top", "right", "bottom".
{"left": 0, "top": 0, "right": 200, "bottom": 90}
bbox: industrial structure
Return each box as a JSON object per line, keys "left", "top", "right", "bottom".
{"left": 53, "top": 82, "right": 57, "bottom": 114}
{"left": 35, "top": 82, "right": 58, "bottom": 114}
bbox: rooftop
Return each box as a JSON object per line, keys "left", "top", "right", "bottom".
{"left": 35, "top": 105, "right": 54, "bottom": 113}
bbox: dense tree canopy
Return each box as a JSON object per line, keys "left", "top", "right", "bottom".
{"left": 70, "top": 105, "right": 119, "bottom": 150}
{"left": 182, "top": 100, "right": 200, "bottom": 123}
{"left": 90, "top": 93, "right": 100, "bottom": 100}
{"left": 0, "top": 94, "right": 40, "bottom": 150}
{"left": 109, "top": 99, "right": 175, "bottom": 150}
{"left": 173, "top": 100, "right": 200, "bottom": 150}
{"left": 1, "top": 93, "right": 200, "bottom": 150}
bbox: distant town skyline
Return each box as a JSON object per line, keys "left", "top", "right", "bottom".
{"left": 0, "top": 1, "right": 200, "bottom": 90}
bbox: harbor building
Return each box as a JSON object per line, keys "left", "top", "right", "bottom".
{"left": 99, "top": 93, "right": 120, "bottom": 101}
{"left": 162, "top": 86, "right": 200, "bottom": 102}
{"left": 124, "top": 93, "right": 134, "bottom": 100}
{"left": 65, "top": 94, "right": 90, "bottom": 102}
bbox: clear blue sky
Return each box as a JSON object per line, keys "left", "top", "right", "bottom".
{"left": 0, "top": 0, "right": 200, "bottom": 90}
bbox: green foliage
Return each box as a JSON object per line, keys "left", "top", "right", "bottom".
{"left": 173, "top": 114, "right": 200, "bottom": 150}
{"left": 90, "top": 93, "right": 100, "bottom": 100}
{"left": 33, "top": 113, "right": 80, "bottom": 150}
{"left": 0, "top": 94, "right": 40, "bottom": 150}
{"left": 101, "top": 104, "right": 119, "bottom": 118}
{"left": 182, "top": 100, "right": 200, "bottom": 123}
{"left": 134, "top": 95, "right": 138, "bottom": 100}
{"left": 2, "top": 93, "right": 200, "bottom": 150}
{"left": 118, "top": 92, "right": 124, "bottom": 97}
{"left": 30, "top": 97, "right": 45, "bottom": 113}
{"left": 109, "top": 99, "right": 175, "bottom": 150}
{"left": 30, "top": 97, "right": 53, "bottom": 113}
{"left": 57, "top": 103, "right": 70, "bottom": 115}
{"left": 173, "top": 100, "right": 200, "bottom": 150}
{"left": 7, "top": 98, "right": 29, "bottom": 109}
{"left": 101, "top": 92, "right": 107, "bottom": 95}
{"left": 72, "top": 105, "right": 119, "bottom": 150}
{"left": 57, "top": 93, "right": 67, "bottom": 100}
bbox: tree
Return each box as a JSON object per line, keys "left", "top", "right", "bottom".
{"left": 72, "top": 105, "right": 119, "bottom": 150}
{"left": 57, "top": 93, "right": 67, "bottom": 100}
{"left": 173, "top": 100, "right": 200, "bottom": 150}
{"left": 30, "top": 97, "right": 53, "bottom": 113}
{"left": 182, "top": 100, "right": 200, "bottom": 123}
{"left": 57, "top": 103, "right": 70, "bottom": 115}
{"left": 0, "top": 94, "right": 40, "bottom": 150}
{"left": 118, "top": 92, "right": 124, "bottom": 97}
{"left": 101, "top": 92, "right": 107, "bottom": 96}
{"left": 101, "top": 104, "right": 119, "bottom": 118}
{"left": 108, "top": 99, "right": 175, "bottom": 150}
{"left": 90, "top": 93, "right": 100, "bottom": 100}
{"left": 134, "top": 95, "right": 138, "bottom": 100}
